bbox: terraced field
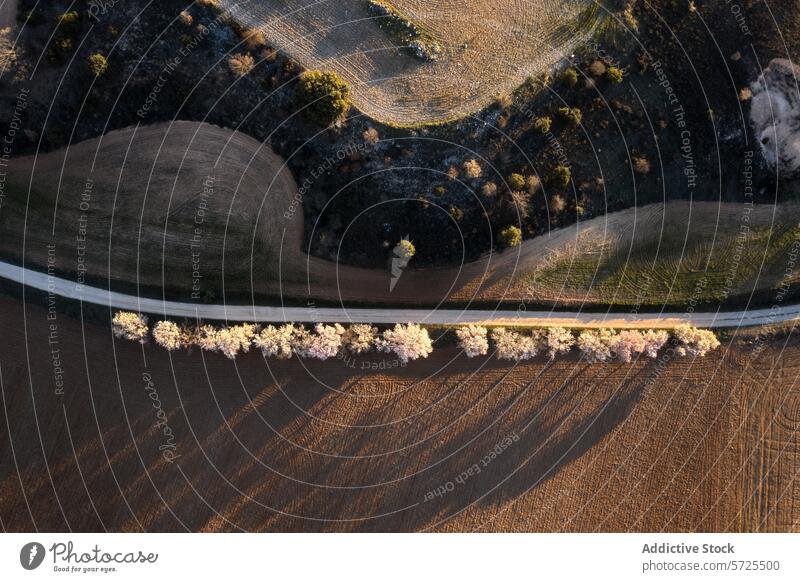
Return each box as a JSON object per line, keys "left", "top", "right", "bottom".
{"left": 223, "top": 0, "right": 600, "bottom": 124}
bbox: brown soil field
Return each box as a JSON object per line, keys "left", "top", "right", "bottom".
{"left": 0, "top": 294, "right": 797, "bottom": 532}
{"left": 3, "top": 121, "right": 799, "bottom": 308}
{"left": 223, "top": 0, "right": 597, "bottom": 124}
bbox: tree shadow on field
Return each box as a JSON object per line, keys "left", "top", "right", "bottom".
{"left": 383, "top": 359, "right": 658, "bottom": 531}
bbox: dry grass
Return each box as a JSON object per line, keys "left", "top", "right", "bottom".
{"left": 219, "top": 0, "right": 600, "bottom": 124}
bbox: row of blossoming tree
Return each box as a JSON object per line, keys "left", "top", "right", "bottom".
{"left": 111, "top": 312, "right": 720, "bottom": 364}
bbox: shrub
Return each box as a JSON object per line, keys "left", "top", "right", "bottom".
{"left": 533, "top": 116, "right": 552, "bottom": 133}
{"left": 499, "top": 225, "right": 522, "bottom": 248}
{"left": 345, "top": 324, "right": 377, "bottom": 354}
{"left": 433, "top": 185, "right": 446, "bottom": 196}
{"left": 243, "top": 28, "right": 266, "bottom": 51}
{"left": 481, "top": 182, "right": 498, "bottom": 197}
{"left": 228, "top": 53, "right": 255, "bottom": 77}
{"left": 551, "top": 165, "right": 572, "bottom": 187}
{"left": 557, "top": 106, "right": 582, "bottom": 125}
{"left": 526, "top": 175, "right": 542, "bottom": 193}
{"left": 496, "top": 92, "right": 513, "bottom": 109}
{"left": 589, "top": 60, "right": 607, "bottom": 77}
{"left": 507, "top": 173, "right": 526, "bottom": 191}
{"left": 56, "top": 11, "right": 80, "bottom": 35}
{"left": 152, "top": 321, "right": 183, "bottom": 350}
{"left": 550, "top": 194, "right": 566, "bottom": 214}
{"left": 362, "top": 127, "right": 380, "bottom": 145}
{"left": 449, "top": 206, "right": 464, "bottom": 222}
{"left": 463, "top": 159, "right": 482, "bottom": 179}
{"left": 577, "top": 329, "right": 617, "bottom": 362}
{"left": 179, "top": 10, "right": 193, "bottom": 26}
{"left": 456, "top": 325, "right": 489, "bottom": 357}
{"left": 633, "top": 156, "right": 651, "bottom": 174}
{"left": 377, "top": 323, "right": 433, "bottom": 363}
{"left": 295, "top": 70, "right": 351, "bottom": 126}
{"left": 673, "top": 326, "right": 720, "bottom": 357}
{"left": 112, "top": 312, "right": 148, "bottom": 342}
{"left": 605, "top": 66, "right": 624, "bottom": 83}
{"left": 87, "top": 53, "right": 108, "bottom": 77}
{"left": 561, "top": 67, "right": 579, "bottom": 87}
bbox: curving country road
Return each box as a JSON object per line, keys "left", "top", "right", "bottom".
{"left": 1, "top": 260, "right": 798, "bottom": 329}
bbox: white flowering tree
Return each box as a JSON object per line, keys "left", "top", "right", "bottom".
{"left": 673, "top": 325, "right": 720, "bottom": 357}
{"left": 300, "top": 323, "right": 345, "bottom": 360}
{"left": 152, "top": 320, "right": 183, "bottom": 351}
{"left": 112, "top": 311, "right": 149, "bottom": 342}
{"left": 456, "top": 325, "right": 489, "bottom": 357}
{"left": 611, "top": 330, "right": 648, "bottom": 363}
{"left": 576, "top": 328, "right": 617, "bottom": 363}
{"left": 641, "top": 329, "right": 669, "bottom": 358}
{"left": 195, "top": 324, "right": 220, "bottom": 352}
{"left": 377, "top": 323, "right": 433, "bottom": 363}
{"left": 214, "top": 324, "right": 257, "bottom": 359}
{"left": 253, "top": 324, "right": 298, "bottom": 359}
{"left": 545, "top": 327, "right": 574, "bottom": 359}
{"left": 491, "top": 328, "right": 541, "bottom": 361}
{"left": 345, "top": 324, "right": 377, "bottom": 354}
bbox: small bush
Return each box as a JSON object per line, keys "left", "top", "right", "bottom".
{"left": 87, "top": 53, "right": 108, "bottom": 77}
{"left": 228, "top": 53, "right": 255, "bottom": 77}
{"left": 605, "top": 66, "right": 624, "bottom": 83}
{"left": 499, "top": 225, "right": 522, "bottom": 248}
{"left": 558, "top": 106, "right": 582, "bottom": 125}
{"left": 56, "top": 11, "right": 80, "bottom": 35}
{"left": 463, "top": 159, "right": 482, "bottom": 179}
{"left": 561, "top": 67, "right": 578, "bottom": 87}
{"left": 449, "top": 206, "right": 464, "bottom": 222}
{"left": 526, "top": 175, "right": 542, "bottom": 193}
{"left": 550, "top": 194, "right": 566, "bottom": 214}
{"left": 362, "top": 127, "right": 380, "bottom": 145}
{"left": 533, "top": 116, "right": 552, "bottom": 133}
{"left": 507, "top": 173, "right": 526, "bottom": 191}
{"left": 551, "top": 165, "right": 572, "bottom": 188}
{"left": 295, "top": 70, "right": 352, "bottom": 126}
{"left": 633, "top": 156, "right": 651, "bottom": 174}
{"left": 482, "top": 182, "right": 498, "bottom": 197}
{"left": 243, "top": 28, "right": 266, "bottom": 51}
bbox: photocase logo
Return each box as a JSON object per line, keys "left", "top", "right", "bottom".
{"left": 389, "top": 238, "right": 415, "bottom": 292}
{"left": 19, "top": 542, "right": 46, "bottom": 570}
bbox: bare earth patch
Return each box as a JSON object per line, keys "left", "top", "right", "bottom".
{"left": 223, "top": 0, "right": 599, "bottom": 124}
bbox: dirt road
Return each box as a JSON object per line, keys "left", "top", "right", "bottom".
{"left": 0, "top": 259, "right": 796, "bottom": 329}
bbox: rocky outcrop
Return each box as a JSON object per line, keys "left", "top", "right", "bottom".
{"left": 750, "top": 58, "right": 800, "bottom": 178}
